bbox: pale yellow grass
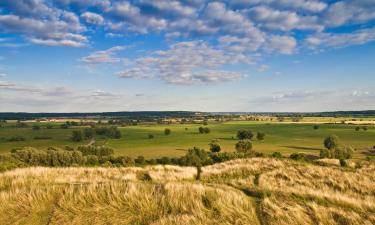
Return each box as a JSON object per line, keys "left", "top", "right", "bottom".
{"left": 0, "top": 158, "right": 374, "bottom": 225}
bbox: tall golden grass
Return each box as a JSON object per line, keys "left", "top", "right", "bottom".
{"left": 0, "top": 158, "right": 374, "bottom": 225}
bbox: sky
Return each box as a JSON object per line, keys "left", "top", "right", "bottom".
{"left": 0, "top": 0, "right": 374, "bottom": 113}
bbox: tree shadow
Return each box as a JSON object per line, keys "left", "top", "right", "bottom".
{"left": 281, "top": 145, "right": 322, "bottom": 151}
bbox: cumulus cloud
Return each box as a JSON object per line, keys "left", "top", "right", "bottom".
{"left": 81, "top": 12, "right": 104, "bottom": 25}
{"left": 305, "top": 28, "right": 375, "bottom": 49}
{"left": 268, "top": 35, "right": 297, "bottom": 54}
{"left": 117, "top": 41, "right": 245, "bottom": 84}
{"left": 80, "top": 46, "right": 127, "bottom": 64}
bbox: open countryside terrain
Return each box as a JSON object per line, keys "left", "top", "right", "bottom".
{"left": 0, "top": 158, "right": 374, "bottom": 225}
{"left": 1, "top": 120, "right": 374, "bottom": 159}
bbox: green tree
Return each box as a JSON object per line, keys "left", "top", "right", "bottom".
{"left": 235, "top": 140, "right": 253, "bottom": 153}
{"left": 32, "top": 124, "right": 41, "bottom": 130}
{"left": 209, "top": 140, "right": 221, "bottom": 153}
{"left": 164, "top": 128, "right": 171, "bottom": 135}
{"left": 71, "top": 130, "right": 83, "bottom": 142}
{"left": 237, "top": 130, "right": 254, "bottom": 140}
{"left": 256, "top": 132, "right": 265, "bottom": 140}
{"left": 324, "top": 135, "right": 339, "bottom": 150}
{"left": 83, "top": 128, "right": 96, "bottom": 140}
{"left": 184, "top": 147, "right": 210, "bottom": 180}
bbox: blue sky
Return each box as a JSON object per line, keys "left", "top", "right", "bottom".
{"left": 0, "top": 0, "right": 374, "bottom": 112}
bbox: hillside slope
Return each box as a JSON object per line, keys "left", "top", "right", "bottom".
{"left": 0, "top": 158, "right": 374, "bottom": 225}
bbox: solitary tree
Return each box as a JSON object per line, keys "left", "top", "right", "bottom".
{"left": 313, "top": 125, "right": 319, "bottom": 130}
{"left": 164, "top": 128, "right": 171, "bottom": 135}
{"left": 185, "top": 147, "right": 210, "bottom": 180}
{"left": 235, "top": 140, "right": 253, "bottom": 153}
{"left": 324, "top": 135, "right": 339, "bottom": 150}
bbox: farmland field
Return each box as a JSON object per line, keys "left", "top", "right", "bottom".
{"left": 1, "top": 120, "right": 374, "bottom": 159}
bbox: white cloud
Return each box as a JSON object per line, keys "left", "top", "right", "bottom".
{"left": 80, "top": 46, "right": 127, "bottom": 64}
{"left": 268, "top": 35, "right": 297, "bottom": 54}
{"left": 81, "top": 12, "right": 104, "bottom": 25}
{"left": 117, "top": 41, "right": 245, "bottom": 84}
{"left": 305, "top": 28, "right": 375, "bottom": 49}
{"left": 256, "top": 64, "right": 269, "bottom": 72}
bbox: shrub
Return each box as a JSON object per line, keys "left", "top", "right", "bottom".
{"left": 83, "top": 128, "right": 96, "bottom": 140}
{"left": 135, "top": 156, "right": 145, "bottom": 165}
{"left": 290, "top": 153, "right": 307, "bottom": 161}
{"left": 46, "top": 125, "right": 53, "bottom": 129}
{"left": 320, "top": 149, "right": 331, "bottom": 158}
{"left": 85, "top": 155, "right": 99, "bottom": 165}
{"left": 237, "top": 130, "right": 254, "bottom": 140}
{"left": 256, "top": 132, "right": 265, "bottom": 140}
{"left": 60, "top": 124, "right": 69, "bottom": 129}
{"left": 339, "top": 158, "right": 347, "bottom": 167}
{"left": 355, "top": 126, "right": 360, "bottom": 131}
{"left": 7, "top": 136, "right": 25, "bottom": 142}
{"left": 271, "top": 152, "right": 282, "bottom": 158}
{"left": 148, "top": 134, "right": 154, "bottom": 139}
{"left": 363, "top": 126, "right": 368, "bottom": 131}
{"left": 235, "top": 140, "right": 253, "bottom": 153}
{"left": 313, "top": 125, "right": 319, "bottom": 130}
{"left": 199, "top": 127, "right": 211, "bottom": 134}
{"left": 164, "top": 128, "right": 171, "bottom": 135}
{"left": 34, "top": 136, "right": 52, "bottom": 140}
{"left": 158, "top": 156, "right": 171, "bottom": 165}
{"left": 71, "top": 130, "right": 83, "bottom": 142}
{"left": 209, "top": 141, "right": 221, "bottom": 153}
{"left": 76, "top": 146, "right": 114, "bottom": 157}
{"left": 32, "top": 125, "right": 41, "bottom": 130}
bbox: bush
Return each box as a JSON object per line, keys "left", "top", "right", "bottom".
{"left": 164, "top": 128, "right": 171, "bottom": 135}
{"left": 235, "top": 140, "right": 253, "bottom": 153}
{"left": 271, "top": 152, "right": 282, "bottom": 158}
{"left": 320, "top": 149, "right": 331, "bottom": 158}
{"left": 71, "top": 130, "right": 83, "bottom": 142}
{"left": 46, "top": 125, "right": 53, "bottom": 129}
{"left": 7, "top": 136, "right": 25, "bottom": 142}
{"left": 148, "top": 134, "right": 154, "bottom": 139}
{"left": 256, "top": 132, "right": 265, "bottom": 140}
{"left": 95, "top": 126, "right": 121, "bottom": 139}
{"left": 85, "top": 155, "right": 99, "bottom": 165}
{"left": 199, "top": 127, "right": 210, "bottom": 134}
{"left": 363, "top": 126, "right": 368, "bottom": 131}
{"left": 209, "top": 141, "right": 221, "bottom": 153}
{"left": 313, "top": 125, "right": 319, "bottom": 130}
{"left": 135, "top": 156, "right": 145, "bottom": 165}
{"left": 290, "top": 153, "right": 307, "bottom": 161}
{"left": 339, "top": 158, "right": 347, "bottom": 167}
{"left": 32, "top": 124, "right": 41, "bottom": 130}
{"left": 355, "top": 126, "right": 360, "bottom": 131}
{"left": 76, "top": 146, "right": 114, "bottom": 157}
{"left": 237, "top": 130, "right": 254, "bottom": 140}
{"left": 34, "top": 136, "right": 52, "bottom": 140}
{"left": 60, "top": 124, "right": 69, "bottom": 129}
{"left": 83, "top": 128, "right": 96, "bottom": 140}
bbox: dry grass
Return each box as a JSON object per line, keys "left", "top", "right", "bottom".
{"left": 0, "top": 158, "right": 374, "bottom": 225}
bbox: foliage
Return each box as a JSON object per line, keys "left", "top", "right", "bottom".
{"left": 7, "top": 136, "right": 25, "bottom": 142}
{"left": 71, "top": 130, "right": 83, "bottom": 142}
{"left": 237, "top": 130, "right": 254, "bottom": 140}
{"left": 313, "top": 125, "right": 319, "bottom": 130}
{"left": 324, "top": 135, "right": 339, "bottom": 150}
{"left": 256, "top": 132, "right": 265, "bottom": 140}
{"left": 198, "top": 127, "right": 210, "bottom": 134}
{"left": 271, "top": 152, "right": 282, "bottom": 158}
{"left": 76, "top": 146, "right": 114, "bottom": 157}
{"left": 235, "top": 140, "right": 253, "bottom": 153}
{"left": 209, "top": 140, "right": 221, "bottom": 153}
{"left": 164, "top": 128, "right": 171, "bottom": 135}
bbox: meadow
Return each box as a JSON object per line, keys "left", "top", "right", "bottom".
{"left": 0, "top": 120, "right": 374, "bottom": 159}
{"left": 0, "top": 158, "right": 374, "bottom": 225}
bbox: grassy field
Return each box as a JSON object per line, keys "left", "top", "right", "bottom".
{"left": 0, "top": 121, "right": 374, "bottom": 159}
{"left": 0, "top": 158, "right": 374, "bottom": 224}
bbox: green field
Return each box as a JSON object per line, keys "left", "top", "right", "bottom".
{"left": 1, "top": 121, "right": 374, "bottom": 159}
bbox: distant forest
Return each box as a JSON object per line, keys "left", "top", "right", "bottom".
{"left": 0, "top": 110, "right": 375, "bottom": 120}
